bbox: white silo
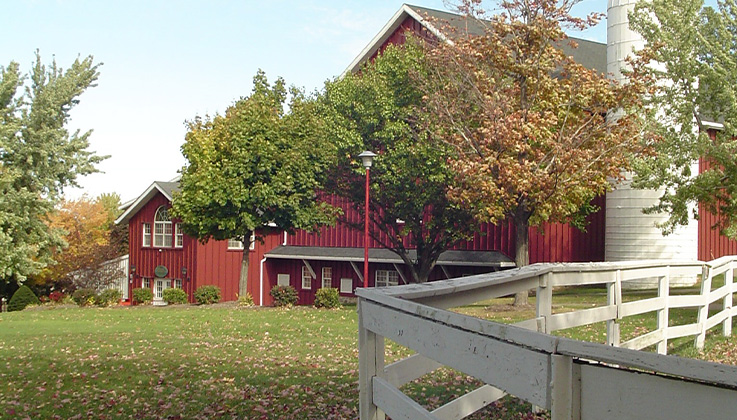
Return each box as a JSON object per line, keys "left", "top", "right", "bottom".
{"left": 606, "top": 0, "right": 699, "bottom": 287}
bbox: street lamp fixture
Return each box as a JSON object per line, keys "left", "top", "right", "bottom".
{"left": 357, "top": 151, "right": 377, "bottom": 289}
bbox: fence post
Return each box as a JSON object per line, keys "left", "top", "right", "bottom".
{"left": 550, "top": 354, "right": 579, "bottom": 420}
{"left": 725, "top": 261, "right": 734, "bottom": 337}
{"left": 1, "top": 297, "right": 6, "bottom": 313}
{"left": 536, "top": 273, "right": 553, "bottom": 333}
{"left": 696, "top": 264, "right": 711, "bottom": 349}
{"left": 607, "top": 271, "right": 621, "bottom": 347}
{"left": 656, "top": 267, "right": 670, "bottom": 354}
{"left": 358, "top": 299, "right": 386, "bottom": 420}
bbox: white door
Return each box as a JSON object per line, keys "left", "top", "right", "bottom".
{"left": 154, "top": 279, "right": 170, "bottom": 304}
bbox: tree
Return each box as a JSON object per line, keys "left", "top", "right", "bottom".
{"left": 420, "top": 0, "right": 647, "bottom": 304}
{"left": 322, "top": 42, "right": 480, "bottom": 283}
{"left": 629, "top": 0, "right": 737, "bottom": 238}
{"left": 172, "top": 70, "right": 338, "bottom": 297}
{"left": 0, "top": 52, "right": 105, "bottom": 284}
{"left": 33, "top": 195, "right": 126, "bottom": 291}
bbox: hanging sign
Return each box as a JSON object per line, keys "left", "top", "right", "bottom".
{"left": 154, "top": 265, "right": 168, "bottom": 278}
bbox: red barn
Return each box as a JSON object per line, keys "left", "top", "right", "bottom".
{"left": 115, "top": 5, "right": 609, "bottom": 306}
{"left": 116, "top": 4, "right": 737, "bottom": 306}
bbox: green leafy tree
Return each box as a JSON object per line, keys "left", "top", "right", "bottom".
{"left": 0, "top": 52, "right": 104, "bottom": 284}
{"left": 420, "top": 0, "right": 648, "bottom": 304}
{"left": 322, "top": 42, "right": 480, "bottom": 283}
{"left": 172, "top": 70, "right": 338, "bottom": 296}
{"left": 630, "top": 0, "right": 737, "bottom": 237}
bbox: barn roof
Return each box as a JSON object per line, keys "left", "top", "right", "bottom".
{"left": 343, "top": 4, "right": 606, "bottom": 76}
{"left": 114, "top": 181, "right": 180, "bottom": 225}
{"left": 265, "top": 245, "right": 515, "bottom": 268}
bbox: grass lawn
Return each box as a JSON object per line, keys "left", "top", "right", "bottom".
{"left": 1, "top": 292, "right": 736, "bottom": 419}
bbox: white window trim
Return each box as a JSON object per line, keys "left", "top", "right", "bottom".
{"left": 173, "top": 279, "right": 182, "bottom": 289}
{"left": 301, "top": 266, "right": 312, "bottom": 290}
{"left": 375, "top": 270, "right": 399, "bottom": 288}
{"left": 228, "top": 233, "right": 256, "bottom": 250}
{"left": 175, "top": 223, "right": 183, "bottom": 248}
{"left": 142, "top": 223, "right": 151, "bottom": 247}
{"left": 321, "top": 267, "right": 332, "bottom": 289}
{"left": 153, "top": 206, "right": 172, "bottom": 248}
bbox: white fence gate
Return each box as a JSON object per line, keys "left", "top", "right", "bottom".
{"left": 357, "top": 258, "right": 737, "bottom": 419}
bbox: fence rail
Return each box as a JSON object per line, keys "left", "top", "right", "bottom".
{"left": 357, "top": 258, "right": 737, "bottom": 420}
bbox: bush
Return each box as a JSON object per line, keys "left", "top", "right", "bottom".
{"left": 132, "top": 288, "right": 153, "bottom": 305}
{"left": 96, "top": 288, "right": 122, "bottom": 307}
{"left": 8, "top": 285, "right": 40, "bottom": 312}
{"left": 48, "top": 291, "right": 65, "bottom": 302}
{"left": 270, "top": 285, "right": 298, "bottom": 307}
{"left": 72, "top": 288, "right": 98, "bottom": 307}
{"left": 314, "top": 288, "right": 341, "bottom": 309}
{"left": 163, "top": 288, "right": 188, "bottom": 305}
{"left": 194, "top": 285, "right": 221, "bottom": 305}
{"left": 237, "top": 293, "right": 254, "bottom": 307}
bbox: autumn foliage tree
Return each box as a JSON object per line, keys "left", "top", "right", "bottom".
{"left": 420, "top": 0, "right": 647, "bottom": 303}
{"left": 34, "top": 194, "right": 126, "bottom": 291}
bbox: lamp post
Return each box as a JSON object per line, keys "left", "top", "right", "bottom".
{"left": 357, "top": 151, "right": 377, "bottom": 289}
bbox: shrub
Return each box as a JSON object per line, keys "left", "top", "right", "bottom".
{"left": 96, "top": 288, "right": 122, "bottom": 307}
{"left": 163, "top": 288, "right": 188, "bottom": 305}
{"left": 270, "top": 285, "right": 298, "bottom": 307}
{"left": 49, "top": 291, "right": 65, "bottom": 302}
{"left": 237, "top": 293, "right": 254, "bottom": 307}
{"left": 314, "top": 288, "right": 341, "bottom": 309}
{"left": 132, "top": 288, "right": 153, "bottom": 305}
{"left": 8, "top": 285, "right": 40, "bottom": 312}
{"left": 194, "top": 285, "right": 221, "bottom": 305}
{"left": 72, "top": 288, "right": 98, "bottom": 307}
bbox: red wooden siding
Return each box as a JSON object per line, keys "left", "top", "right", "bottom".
{"left": 367, "top": 16, "right": 433, "bottom": 64}
{"left": 697, "top": 130, "right": 737, "bottom": 259}
{"left": 247, "top": 232, "right": 284, "bottom": 306}
{"left": 128, "top": 193, "right": 189, "bottom": 296}
{"left": 290, "top": 194, "right": 605, "bottom": 263}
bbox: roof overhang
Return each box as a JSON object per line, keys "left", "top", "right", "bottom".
{"left": 114, "top": 182, "right": 175, "bottom": 225}
{"left": 264, "top": 245, "right": 515, "bottom": 268}
{"left": 342, "top": 4, "right": 449, "bottom": 77}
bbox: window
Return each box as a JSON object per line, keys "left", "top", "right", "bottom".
{"left": 375, "top": 270, "right": 399, "bottom": 287}
{"left": 142, "top": 278, "right": 151, "bottom": 289}
{"left": 175, "top": 223, "right": 183, "bottom": 248}
{"left": 277, "top": 274, "right": 290, "bottom": 287}
{"left": 301, "top": 266, "right": 312, "bottom": 290}
{"left": 321, "top": 267, "right": 332, "bottom": 289}
{"left": 142, "top": 223, "right": 151, "bottom": 247}
{"left": 153, "top": 206, "right": 172, "bottom": 247}
{"left": 340, "top": 278, "right": 353, "bottom": 294}
{"left": 229, "top": 233, "right": 256, "bottom": 250}
{"left": 173, "top": 279, "right": 182, "bottom": 289}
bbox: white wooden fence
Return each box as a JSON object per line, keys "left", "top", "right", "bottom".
{"left": 357, "top": 257, "right": 737, "bottom": 419}
{"left": 101, "top": 255, "right": 129, "bottom": 300}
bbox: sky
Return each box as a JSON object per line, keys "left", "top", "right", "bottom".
{"left": 1, "top": 0, "right": 609, "bottom": 203}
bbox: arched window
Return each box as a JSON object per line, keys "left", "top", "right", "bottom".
{"left": 154, "top": 206, "right": 172, "bottom": 247}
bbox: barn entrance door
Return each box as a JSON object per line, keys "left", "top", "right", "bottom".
{"left": 154, "top": 279, "right": 170, "bottom": 305}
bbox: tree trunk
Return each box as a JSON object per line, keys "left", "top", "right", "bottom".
{"left": 239, "top": 233, "right": 251, "bottom": 299}
{"left": 513, "top": 216, "right": 530, "bottom": 306}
